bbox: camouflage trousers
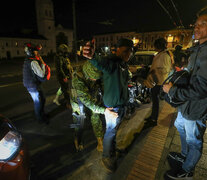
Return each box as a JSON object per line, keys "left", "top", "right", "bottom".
{"left": 71, "top": 101, "right": 104, "bottom": 139}
{"left": 58, "top": 79, "right": 72, "bottom": 104}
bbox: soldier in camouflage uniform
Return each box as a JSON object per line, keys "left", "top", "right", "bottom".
{"left": 71, "top": 61, "right": 117, "bottom": 152}
{"left": 54, "top": 44, "right": 73, "bottom": 108}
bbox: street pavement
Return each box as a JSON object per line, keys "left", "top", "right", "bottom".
{"left": 57, "top": 100, "right": 207, "bottom": 180}
{"left": 1, "top": 59, "right": 207, "bottom": 180}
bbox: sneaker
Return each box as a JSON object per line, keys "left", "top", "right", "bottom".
{"left": 168, "top": 152, "right": 186, "bottom": 168}
{"left": 168, "top": 152, "right": 186, "bottom": 163}
{"left": 101, "top": 157, "right": 116, "bottom": 173}
{"left": 166, "top": 168, "right": 193, "bottom": 180}
{"left": 144, "top": 116, "right": 152, "bottom": 121}
{"left": 168, "top": 152, "right": 186, "bottom": 164}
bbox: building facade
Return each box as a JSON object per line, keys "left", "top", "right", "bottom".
{"left": 93, "top": 28, "right": 194, "bottom": 53}
{"left": 0, "top": 0, "right": 73, "bottom": 60}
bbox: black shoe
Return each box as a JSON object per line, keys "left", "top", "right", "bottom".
{"left": 165, "top": 168, "right": 193, "bottom": 179}
{"left": 144, "top": 116, "right": 152, "bottom": 121}
{"left": 143, "top": 118, "right": 157, "bottom": 129}
{"left": 38, "top": 116, "right": 50, "bottom": 125}
{"left": 101, "top": 157, "right": 116, "bottom": 173}
{"left": 144, "top": 116, "right": 157, "bottom": 124}
{"left": 168, "top": 152, "right": 186, "bottom": 169}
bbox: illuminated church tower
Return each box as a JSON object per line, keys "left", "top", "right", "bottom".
{"left": 35, "top": 0, "right": 56, "bottom": 53}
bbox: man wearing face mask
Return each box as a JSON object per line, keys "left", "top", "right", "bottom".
{"left": 83, "top": 38, "right": 133, "bottom": 172}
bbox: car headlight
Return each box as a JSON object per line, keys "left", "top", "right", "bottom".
{"left": 0, "top": 130, "right": 22, "bottom": 161}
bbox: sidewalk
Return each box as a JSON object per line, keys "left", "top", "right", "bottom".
{"left": 113, "top": 102, "right": 207, "bottom": 180}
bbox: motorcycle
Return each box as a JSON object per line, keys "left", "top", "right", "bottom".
{"left": 127, "top": 77, "right": 151, "bottom": 118}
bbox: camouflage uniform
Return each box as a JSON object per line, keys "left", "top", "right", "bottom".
{"left": 71, "top": 61, "right": 105, "bottom": 150}
{"left": 54, "top": 44, "right": 73, "bottom": 105}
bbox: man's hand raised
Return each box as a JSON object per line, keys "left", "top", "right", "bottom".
{"left": 83, "top": 40, "right": 95, "bottom": 59}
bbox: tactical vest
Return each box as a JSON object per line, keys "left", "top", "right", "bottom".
{"left": 23, "top": 58, "right": 41, "bottom": 88}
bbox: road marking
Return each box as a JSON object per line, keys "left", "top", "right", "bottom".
{"left": 0, "top": 82, "right": 22, "bottom": 88}
{"left": 30, "top": 143, "right": 52, "bottom": 156}
{"left": 0, "top": 73, "right": 22, "bottom": 78}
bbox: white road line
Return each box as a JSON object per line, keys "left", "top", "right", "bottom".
{"left": 30, "top": 143, "right": 52, "bottom": 156}
{"left": 0, "top": 82, "right": 22, "bottom": 88}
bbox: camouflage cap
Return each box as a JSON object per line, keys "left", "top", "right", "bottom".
{"left": 82, "top": 61, "right": 102, "bottom": 80}
{"left": 58, "top": 44, "right": 69, "bottom": 54}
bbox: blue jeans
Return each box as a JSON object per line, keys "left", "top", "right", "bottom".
{"left": 27, "top": 87, "right": 46, "bottom": 122}
{"left": 174, "top": 111, "right": 206, "bottom": 172}
{"left": 103, "top": 106, "right": 125, "bottom": 158}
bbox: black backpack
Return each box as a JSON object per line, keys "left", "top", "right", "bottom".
{"left": 159, "top": 70, "right": 190, "bottom": 107}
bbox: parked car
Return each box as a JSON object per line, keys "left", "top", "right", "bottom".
{"left": 128, "top": 50, "right": 157, "bottom": 74}
{"left": 0, "top": 114, "right": 30, "bottom": 180}
{"left": 126, "top": 51, "right": 156, "bottom": 116}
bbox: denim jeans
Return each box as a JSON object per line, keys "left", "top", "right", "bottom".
{"left": 103, "top": 106, "right": 125, "bottom": 158}
{"left": 27, "top": 87, "right": 46, "bottom": 122}
{"left": 174, "top": 111, "right": 206, "bottom": 172}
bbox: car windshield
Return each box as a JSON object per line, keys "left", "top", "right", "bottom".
{"left": 128, "top": 54, "right": 154, "bottom": 66}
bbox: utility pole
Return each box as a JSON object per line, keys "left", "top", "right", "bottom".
{"left": 73, "top": 0, "right": 78, "bottom": 63}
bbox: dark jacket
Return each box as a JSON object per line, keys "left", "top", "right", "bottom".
{"left": 23, "top": 57, "right": 46, "bottom": 89}
{"left": 90, "top": 54, "right": 130, "bottom": 107}
{"left": 169, "top": 41, "right": 207, "bottom": 120}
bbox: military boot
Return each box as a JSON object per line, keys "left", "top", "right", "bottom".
{"left": 96, "top": 137, "right": 103, "bottom": 152}
{"left": 74, "top": 137, "right": 84, "bottom": 152}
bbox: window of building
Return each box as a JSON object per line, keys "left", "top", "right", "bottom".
{"left": 17, "top": 50, "right": 19, "bottom": 55}
{"left": 45, "top": 10, "right": 48, "bottom": 16}
{"left": 6, "top": 42, "right": 8, "bottom": 47}
{"left": 49, "top": 11, "right": 52, "bottom": 17}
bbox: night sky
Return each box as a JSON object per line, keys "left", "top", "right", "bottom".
{"left": 0, "top": 0, "right": 206, "bottom": 39}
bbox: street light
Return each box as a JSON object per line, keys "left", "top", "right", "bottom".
{"left": 167, "top": 34, "right": 173, "bottom": 43}
{"left": 132, "top": 37, "right": 139, "bottom": 46}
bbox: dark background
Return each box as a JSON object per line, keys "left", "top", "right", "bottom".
{"left": 0, "top": 0, "right": 206, "bottom": 39}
